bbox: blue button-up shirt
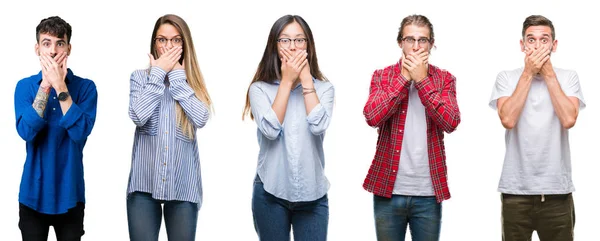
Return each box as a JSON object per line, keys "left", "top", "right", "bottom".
{"left": 127, "top": 67, "right": 209, "bottom": 205}
{"left": 14, "top": 69, "right": 98, "bottom": 214}
{"left": 248, "top": 79, "right": 334, "bottom": 202}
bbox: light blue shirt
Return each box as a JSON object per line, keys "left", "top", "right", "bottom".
{"left": 127, "top": 67, "right": 209, "bottom": 205}
{"left": 249, "top": 78, "right": 334, "bottom": 202}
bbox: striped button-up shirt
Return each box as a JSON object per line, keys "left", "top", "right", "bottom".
{"left": 249, "top": 79, "right": 334, "bottom": 202}
{"left": 362, "top": 62, "right": 460, "bottom": 203}
{"left": 127, "top": 67, "right": 209, "bottom": 205}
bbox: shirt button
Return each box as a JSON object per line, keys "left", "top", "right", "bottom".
{"left": 53, "top": 97, "right": 56, "bottom": 100}
{"left": 396, "top": 150, "right": 400, "bottom": 153}
{"left": 392, "top": 170, "right": 396, "bottom": 173}
{"left": 402, "top": 111, "right": 405, "bottom": 114}
{"left": 165, "top": 131, "right": 168, "bottom": 134}
{"left": 162, "top": 178, "right": 166, "bottom": 182}
{"left": 163, "top": 162, "right": 166, "bottom": 166}
{"left": 399, "top": 130, "right": 403, "bottom": 133}
{"left": 52, "top": 108, "right": 56, "bottom": 111}
{"left": 165, "top": 146, "right": 168, "bottom": 150}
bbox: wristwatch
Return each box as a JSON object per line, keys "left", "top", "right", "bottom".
{"left": 58, "top": 92, "right": 70, "bottom": 101}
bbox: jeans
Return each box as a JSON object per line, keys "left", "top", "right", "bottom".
{"left": 374, "top": 195, "right": 442, "bottom": 241}
{"left": 252, "top": 176, "right": 329, "bottom": 241}
{"left": 501, "top": 193, "right": 575, "bottom": 241}
{"left": 127, "top": 191, "right": 199, "bottom": 241}
{"left": 18, "top": 202, "right": 85, "bottom": 241}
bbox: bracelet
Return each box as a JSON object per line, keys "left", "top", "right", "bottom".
{"left": 302, "top": 89, "right": 316, "bottom": 96}
{"left": 302, "top": 87, "right": 315, "bottom": 91}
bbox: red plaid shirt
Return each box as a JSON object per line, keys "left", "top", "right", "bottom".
{"left": 362, "top": 61, "right": 460, "bottom": 203}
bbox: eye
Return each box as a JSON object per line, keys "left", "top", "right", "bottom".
{"left": 418, "top": 38, "right": 428, "bottom": 44}
{"left": 158, "top": 38, "right": 167, "bottom": 43}
{"left": 279, "top": 38, "right": 290, "bottom": 43}
{"left": 296, "top": 38, "right": 306, "bottom": 44}
{"left": 43, "top": 42, "right": 50, "bottom": 47}
{"left": 58, "top": 42, "right": 64, "bottom": 47}
{"left": 173, "top": 38, "right": 183, "bottom": 44}
{"left": 527, "top": 38, "right": 535, "bottom": 43}
{"left": 541, "top": 38, "right": 548, "bottom": 43}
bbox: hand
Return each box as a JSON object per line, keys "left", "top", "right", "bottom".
{"left": 173, "top": 58, "right": 184, "bottom": 70}
{"left": 148, "top": 46, "right": 182, "bottom": 72}
{"left": 403, "top": 48, "right": 429, "bottom": 82}
{"left": 523, "top": 46, "right": 550, "bottom": 76}
{"left": 39, "top": 52, "right": 68, "bottom": 90}
{"left": 539, "top": 57, "right": 555, "bottom": 80}
{"left": 280, "top": 48, "right": 308, "bottom": 87}
{"left": 299, "top": 56, "right": 312, "bottom": 83}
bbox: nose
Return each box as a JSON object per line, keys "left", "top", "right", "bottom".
{"left": 49, "top": 44, "right": 57, "bottom": 55}
{"left": 412, "top": 42, "right": 421, "bottom": 52}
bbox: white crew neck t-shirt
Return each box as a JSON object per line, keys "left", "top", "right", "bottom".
{"left": 489, "top": 67, "right": 585, "bottom": 195}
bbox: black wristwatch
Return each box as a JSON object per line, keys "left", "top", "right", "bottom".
{"left": 58, "top": 92, "right": 70, "bottom": 101}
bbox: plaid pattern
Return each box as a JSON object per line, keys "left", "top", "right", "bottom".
{"left": 362, "top": 61, "right": 460, "bottom": 203}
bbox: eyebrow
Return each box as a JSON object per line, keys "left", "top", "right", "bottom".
{"left": 526, "top": 33, "right": 551, "bottom": 38}
{"left": 156, "top": 35, "right": 182, "bottom": 38}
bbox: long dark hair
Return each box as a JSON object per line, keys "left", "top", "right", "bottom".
{"left": 242, "top": 15, "right": 326, "bottom": 120}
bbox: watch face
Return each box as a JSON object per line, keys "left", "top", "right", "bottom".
{"left": 58, "top": 92, "right": 69, "bottom": 101}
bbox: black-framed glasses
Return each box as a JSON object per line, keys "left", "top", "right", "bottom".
{"left": 277, "top": 38, "right": 307, "bottom": 48}
{"left": 402, "top": 37, "right": 431, "bottom": 45}
{"left": 155, "top": 37, "right": 183, "bottom": 46}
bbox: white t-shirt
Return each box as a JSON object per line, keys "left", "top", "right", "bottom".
{"left": 393, "top": 82, "right": 434, "bottom": 196}
{"left": 489, "top": 67, "right": 586, "bottom": 195}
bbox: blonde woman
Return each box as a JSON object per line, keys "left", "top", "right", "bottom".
{"left": 126, "top": 14, "right": 212, "bottom": 241}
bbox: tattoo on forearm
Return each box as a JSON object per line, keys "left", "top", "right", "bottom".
{"left": 32, "top": 86, "right": 50, "bottom": 117}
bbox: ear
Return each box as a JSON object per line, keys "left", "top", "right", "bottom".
{"left": 67, "top": 44, "right": 72, "bottom": 56}
{"left": 519, "top": 39, "right": 525, "bottom": 52}
{"left": 398, "top": 41, "right": 403, "bottom": 50}
{"left": 35, "top": 43, "right": 40, "bottom": 56}
{"left": 551, "top": 39, "right": 558, "bottom": 53}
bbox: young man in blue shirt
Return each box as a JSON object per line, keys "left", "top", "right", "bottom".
{"left": 14, "top": 16, "right": 97, "bottom": 241}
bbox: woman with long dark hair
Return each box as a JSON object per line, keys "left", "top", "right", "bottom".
{"left": 243, "top": 14, "right": 335, "bottom": 241}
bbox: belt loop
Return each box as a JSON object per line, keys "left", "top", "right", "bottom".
{"left": 541, "top": 194, "right": 545, "bottom": 202}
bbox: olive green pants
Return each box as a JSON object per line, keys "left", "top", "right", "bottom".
{"left": 501, "top": 193, "right": 575, "bottom": 241}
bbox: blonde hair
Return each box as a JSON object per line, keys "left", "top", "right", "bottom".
{"left": 150, "top": 14, "right": 212, "bottom": 138}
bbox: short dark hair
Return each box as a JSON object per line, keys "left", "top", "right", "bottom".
{"left": 36, "top": 16, "right": 72, "bottom": 43}
{"left": 522, "top": 15, "right": 555, "bottom": 40}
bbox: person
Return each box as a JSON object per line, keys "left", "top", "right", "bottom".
{"left": 14, "top": 16, "right": 98, "bottom": 241}
{"left": 489, "top": 15, "right": 584, "bottom": 241}
{"left": 362, "top": 14, "right": 461, "bottom": 241}
{"left": 242, "top": 14, "right": 334, "bottom": 241}
{"left": 126, "top": 14, "right": 212, "bottom": 241}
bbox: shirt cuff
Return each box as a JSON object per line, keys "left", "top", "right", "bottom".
{"left": 263, "top": 107, "right": 283, "bottom": 130}
{"left": 59, "top": 103, "right": 83, "bottom": 130}
{"left": 150, "top": 66, "right": 167, "bottom": 81}
{"left": 306, "top": 103, "right": 325, "bottom": 125}
{"left": 168, "top": 69, "right": 186, "bottom": 81}
{"left": 23, "top": 107, "right": 47, "bottom": 132}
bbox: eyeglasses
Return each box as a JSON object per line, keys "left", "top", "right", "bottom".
{"left": 277, "top": 38, "right": 307, "bottom": 48}
{"left": 155, "top": 37, "right": 183, "bottom": 46}
{"left": 401, "top": 37, "right": 431, "bottom": 46}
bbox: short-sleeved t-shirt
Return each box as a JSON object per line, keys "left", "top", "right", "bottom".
{"left": 489, "top": 67, "right": 585, "bottom": 195}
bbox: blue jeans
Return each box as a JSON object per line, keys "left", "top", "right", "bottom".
{"left": 127, "top": 192, "right": 199, "bottom": 241}
{"left": 374, "top": 195, "right": 442, "bottom": 241}
{"left": 252, "top": 176, "right": 329, "bottom": 241}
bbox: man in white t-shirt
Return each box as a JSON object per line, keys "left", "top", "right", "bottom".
{"left": 489, "top": 15, "right": 585, "bottom": 241}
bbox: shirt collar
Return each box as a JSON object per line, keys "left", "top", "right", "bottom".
{"left": 36, "top": 68, "right": 74, "bottom": 85}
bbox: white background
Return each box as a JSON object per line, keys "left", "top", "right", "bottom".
{"left": 1, "top": 0, "right": 598, "bottom": 240}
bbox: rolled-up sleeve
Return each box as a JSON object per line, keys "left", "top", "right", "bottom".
{"left": 306, "top": 84, "right": 334, "bottom": 135}
{"left": 249, "top": 83, "right": 282, "bottom": 140}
